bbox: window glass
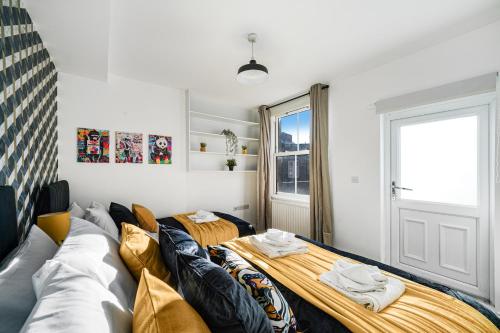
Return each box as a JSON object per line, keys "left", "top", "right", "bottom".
{"left": 297, "top": 154, "right": 309, "bottom": 195}
{"left": 276, "top": 156, "right": 295, "bottom": 194}
{"left": 298, "top": 110, "right": 311, "bottom": 151}
{"left": 275, "top": 108, "right": 311, "bottom": 197}
{"left": 400, "top": 115, "right": 477, "bottom": 206}
{"left": 278, "top": 113, "right": 298, "bottom": 152}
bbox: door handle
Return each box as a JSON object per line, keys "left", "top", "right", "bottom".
{"left": 392, "top": 181, "right": 413, "bottom": 199}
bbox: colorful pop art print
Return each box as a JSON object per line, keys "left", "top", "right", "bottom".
{"left": 148, "top": 134, "right": 172, "bottom": 164}
{"left": 115, "top": 132, "right": 143, "bottom": 163}
{"left": 77, "top": 128, "right": 110, "bottom": 163}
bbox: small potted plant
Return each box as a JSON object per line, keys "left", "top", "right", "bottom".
{"left": 200, "top": 142, "right": 207, "bottom": 152}
{"left": 221, "top": 129, "right": 238, "bottom": 156}
{"left": 241, "top": 145, "right": 248, "bottom": 154}
{"left": 226, "top": 158, "right": 237, "bottom": 171}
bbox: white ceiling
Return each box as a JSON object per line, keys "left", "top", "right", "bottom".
{"left": 24, "top": 0, "right": 110, "bottom": 81}
{"left": 25, "top": 0, "right": 500, "bottom": 108}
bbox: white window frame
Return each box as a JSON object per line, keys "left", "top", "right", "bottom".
{"left": 271, "top": 106, "right": 311, "bottom": 202}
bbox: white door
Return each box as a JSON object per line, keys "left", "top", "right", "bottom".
{"left": 389, "top": 97, "right": 491, "bottom": 298}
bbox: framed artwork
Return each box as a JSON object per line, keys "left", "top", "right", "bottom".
{"left": 148, "top": 134, "right": 172, "bottom": 164}
{"left": 77, "top": 128, "right": 109, "bottom": 163}
{"left": 116, "top": 132, "right": 143, "bottom": 163}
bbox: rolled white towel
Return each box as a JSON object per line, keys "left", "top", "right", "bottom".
{"left": 320, "top": 267, "right": 405, "bottom": 312}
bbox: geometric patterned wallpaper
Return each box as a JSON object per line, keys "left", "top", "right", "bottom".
{"left": 0, "top": 0, "right": 58, "bottom": 239}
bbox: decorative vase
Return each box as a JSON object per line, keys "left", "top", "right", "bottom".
{"left": 242, "top": 148, "right": 248, "bottom": 154}
{"left": 200, "top": 144, "right": 206, "bottom": 152}
{"left": 228, "top": 165, "right": 235, "bottom": 171}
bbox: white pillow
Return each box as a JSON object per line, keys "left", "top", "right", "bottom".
{"left": 0, "top": 225, "right": 58, "bottom": 333}
{"left": 89, "top": 201, "right": 106, "bottom": 211}
{"left": 21, "top": 260, "right": 131, "bottom": 333}
{"left": 51, "top": 218, "right": 136, "bottom": 310}
{"left": 84, "top": 207, "right": 119, "bottom": 240}
{"left": 68, "top": 202, "right": 85, "bottom": 219}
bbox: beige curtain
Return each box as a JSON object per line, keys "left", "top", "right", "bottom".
{"left": 310, "top": 84, "right": 333, "bottom": 245}
{"left": 256, "top": 105, "right": 272, "bottom": 232}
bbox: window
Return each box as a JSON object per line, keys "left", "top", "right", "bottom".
{"left": 274, "top": 108, "right": 311, "bottom": 198}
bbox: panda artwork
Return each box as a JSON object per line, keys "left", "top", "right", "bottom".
{"left": 77, "top": 128, "right": 110, "bottom": 163}
{"left": 148, "top": 134, "right": 172, "bottom": 164}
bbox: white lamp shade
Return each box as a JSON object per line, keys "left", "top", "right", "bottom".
{"left": 237, "top": 69, "right": 269, "bottom": 85}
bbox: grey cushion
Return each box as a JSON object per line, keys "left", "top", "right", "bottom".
{"left": 84, "top": 208, "right": 119, "bottom": 241}
{"left": 68, "top": 202, "right": 86, "bottom": 219}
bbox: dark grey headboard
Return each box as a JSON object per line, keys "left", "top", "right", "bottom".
{"left": 34, "top": 180, "right": 70, "bottom": 219}
{"left": 0, "top": 186, "right": 18, "bottom": 262}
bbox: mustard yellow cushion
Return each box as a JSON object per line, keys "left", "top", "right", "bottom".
{"left": 119, "top": 223, "right": 170, "bottom": 283}
{"left": 133, "top": 268, "right": 211, "bottom": 333}
{"left": 132, "top": 204, "right": 158, "bottom": 232}
{"left": 37, "top": 211, "right": 71, "bottom": 245}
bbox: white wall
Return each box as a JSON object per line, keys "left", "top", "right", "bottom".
{"left": 330, "top": 21, "right": 500, "bottom": 261}
{"left": 57, "top": 73, "right": 256, "bottom": 222}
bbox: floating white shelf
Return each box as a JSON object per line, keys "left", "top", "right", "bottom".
{"left": 186, "top": 91, "right": 260, "bottom": 172}
{"left": 190, "top": 130, "right": 259, "bottom": 142}
{"left": 190, "top": 111, "right": 259, "bottom": 127}
{"left": 190, "top": 150, "right": 258, "bottom": 157}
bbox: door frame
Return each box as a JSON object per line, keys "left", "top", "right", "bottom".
{"left": 380, "top": 92, "right": 497, "bottom": 302}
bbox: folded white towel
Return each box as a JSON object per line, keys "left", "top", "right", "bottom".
{"left": 188, "top": 215, "right": 219, "bottom": 224}
{"left": 249, "top": 233, "right": 308, "bottom": 258}
{"left": 320, "top": 262, "right": 405, "bottom": 312}
{"left": 188, "top": 210, "right": 219, "bottom": 224}
{"left": 333, "top": 259, "right": 388, "bottom": 292}
{"left": 264, "top": 229, "right": 296, "bottom": 246}
{"left": 194, "top": 210, "right": 213, "bottom": 219}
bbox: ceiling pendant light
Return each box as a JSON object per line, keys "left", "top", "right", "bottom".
{"left": 237, "top": 33, "right": 269, "bottom": 85}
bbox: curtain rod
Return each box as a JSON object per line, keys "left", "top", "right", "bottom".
{"left": 266, "top": 85, "right": 329, "bottom": 110}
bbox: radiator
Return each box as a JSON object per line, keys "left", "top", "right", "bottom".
{"left": 271, "top": 199, "right": 310, "bottom": 237}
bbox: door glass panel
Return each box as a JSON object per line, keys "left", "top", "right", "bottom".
{"left": 399, "top": 115, "right": 478, "bottom": 206}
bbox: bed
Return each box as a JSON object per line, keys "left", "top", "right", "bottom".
{"left": 158, "top": 208, "right": 499, "bottom": 330}
{"left": 132, "top": 206, "right": 500, "bottom": 331}
{"left": 157, "top": 212, "right": 256, "bottom": 238}
{"left": 3, "top": 180, "right": 499, "bottom": 333}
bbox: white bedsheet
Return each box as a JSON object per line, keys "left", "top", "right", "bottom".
{"left": 50, "top": 218, "right": 137, "bottom": 310}
{"left": 21, "top": 260, "right": 131, "bottom": 333}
